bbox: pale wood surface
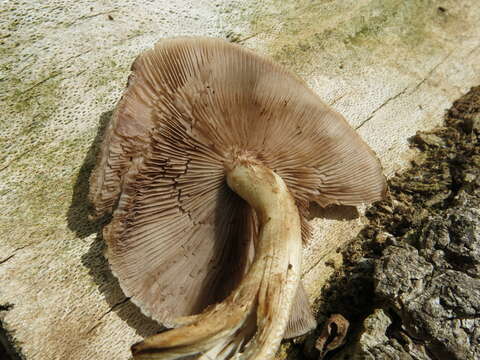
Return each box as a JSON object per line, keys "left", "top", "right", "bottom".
{"left": 1, "top": 1, "right": 480, "bottom": 359}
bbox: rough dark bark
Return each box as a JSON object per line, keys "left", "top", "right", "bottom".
{"left": 342, "top": 86, "right": 480, "bottom": 360}
{"left": 373, "top": 199, "right": 480, "bottom": 360}
{"left": 288, "top": 86, "right": 480, "bottom": 359}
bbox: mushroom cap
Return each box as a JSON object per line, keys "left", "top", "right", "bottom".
{"left": 89, "top": 37, "right": 386, "bottom": 323}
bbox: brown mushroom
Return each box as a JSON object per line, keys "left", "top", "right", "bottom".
{"left": 89, "top": 37, "right": 386, "bottom": 359}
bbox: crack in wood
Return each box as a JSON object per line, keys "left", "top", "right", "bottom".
{"left": 355, "top": 85, "right": 409, "bottom": 130}
{"left": 408, "top": 50, "right": 454, "bottom": 95}
{"left": 0, "top": 143, "right": 43, "bottom": 173}
{"left": 64, "top": 10, "right": 118, "bottom": 28}
{"left": 0, "top": 244, "right": 32, "bottom": 265}
{"left": 353, "top": 47, "right": 467, "bottom": 131}
{"left": 85, "top": 297, "right": 131, "bottom": 335}
{"left": 329, "top": 93, "right": 346, "bottom": 107}
{"left": 18, "top": 72, "right": 61, "bottom": 95}
{"left": 0, "top": 254, "right": 15, "bottom": 265}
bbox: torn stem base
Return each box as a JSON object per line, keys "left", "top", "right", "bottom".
{"left": 131, "top": 163, "right": 302, "bottom": 360}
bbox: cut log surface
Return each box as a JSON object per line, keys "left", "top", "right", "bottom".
{"left": 0, "top": 1, "right": 479, "bottom": 359}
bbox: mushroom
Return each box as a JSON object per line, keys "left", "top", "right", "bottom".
{"left": 89, "top": 37, "right": 386, "bottom": 359}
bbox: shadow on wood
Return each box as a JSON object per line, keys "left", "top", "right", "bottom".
{"left": 307, "top": 202, "right": 359, "bottom": 221}
{"left": 67, "top": 110, "right": 112, "bottom": 239}
{"left": 67, "top": 110, "right": 162, "bottom": 339}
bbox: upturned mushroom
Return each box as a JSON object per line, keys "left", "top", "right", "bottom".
{"left": 89, "top": 37, "right": 386, "bottom": 359}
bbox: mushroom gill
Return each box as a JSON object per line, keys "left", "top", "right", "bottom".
{"left": 89, "top": 37, "right": 386, "bottom": 360}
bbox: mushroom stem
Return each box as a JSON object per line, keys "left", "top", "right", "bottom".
{"left": 131, "top": 163, "right": 303, "bottom": 360}
{"left": 226, "top": 163, "right": 303, "bottom": 359}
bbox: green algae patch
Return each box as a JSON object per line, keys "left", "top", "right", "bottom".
{"left": 226, "top": 0, "right": 465, "bottom": 73}
{"left": 0, "top": 45, "right": 67, "bottom": 249}
{"left": 0, "top": 73, "right": 66, "bottom": 249}
{"left": 0, "top": 15, "right": 123, "bottom": 250}
{"left": 0, "top": 61, "right": 63, "bottom": 164}
{"left": 88, "top": 57, "right": 128, "bottom": 94}
{"left": 0, "top": 131, "right": 97, "bottom": 248}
